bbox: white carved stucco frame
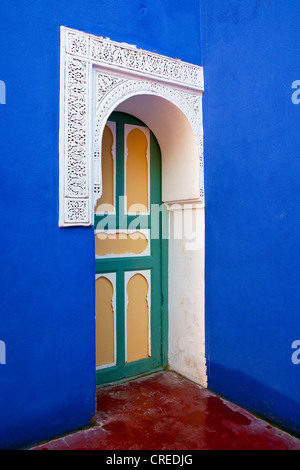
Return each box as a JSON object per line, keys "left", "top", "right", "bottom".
{"left": 59, "top": 26, "right": 204, "bottom": 227}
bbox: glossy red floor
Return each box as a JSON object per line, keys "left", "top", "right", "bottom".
{"left": 32, "top": 371, "right": 300, "bottom": 450}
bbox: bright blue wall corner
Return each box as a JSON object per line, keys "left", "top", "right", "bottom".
{"left": 0, "top": 0, "right": 201, "bottom": 450}
{"left": 202, "top": 0, "right": 300, "bottom": 435}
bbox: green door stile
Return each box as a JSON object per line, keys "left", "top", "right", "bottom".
{"left": 95, "top": 112, "right": 168, "bottom": 387}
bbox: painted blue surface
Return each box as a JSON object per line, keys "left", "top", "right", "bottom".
{"left": 202, "top": 0, "right": 300, "bottom": 435}
{"left": 0, "top": 0, "right": 201, "bottom": 450}
{"left": 1, "top": 0, "right": 300, "bottom": 449}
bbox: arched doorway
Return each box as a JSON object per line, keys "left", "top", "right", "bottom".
{"left": 59, "top": 27, "right": 206, "bottom": 388}
{"left": 94, "top": 94, "right": 206, "bottom": 387}
{"left": 94, "top": 111, "right": 168, "bottom": 385}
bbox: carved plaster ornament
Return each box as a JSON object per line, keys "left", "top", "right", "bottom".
{"left": 59, "top": 27, "right": 204, "bottom": 226}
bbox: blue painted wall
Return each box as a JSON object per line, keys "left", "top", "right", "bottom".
{"left": 0, "top": 0, "right": 201, "bottom": 450}
{"left": 2, "top": 0, "right": 299, "bottom": 449}
{"left": 203, "top": 0, "right": 300, "bottom": 435}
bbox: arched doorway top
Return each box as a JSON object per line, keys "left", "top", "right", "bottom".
{"left": 59, "top": 26, "right": 204, "bottom": 227}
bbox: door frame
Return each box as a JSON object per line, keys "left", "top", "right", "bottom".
{"left": 59, "top": 26, "right": 207, "bottom": 388}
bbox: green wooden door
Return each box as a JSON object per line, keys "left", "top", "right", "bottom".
{"left": 94, "top": 112, "right": 168, "bottom": 386}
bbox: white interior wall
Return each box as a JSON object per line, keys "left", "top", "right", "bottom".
{"left": 167, "top": 203, "right": 206, "bottom": 386}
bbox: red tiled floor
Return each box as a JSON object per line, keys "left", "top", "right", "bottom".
{"left": 32, "top": 371, "right": 300, "bottom": 450}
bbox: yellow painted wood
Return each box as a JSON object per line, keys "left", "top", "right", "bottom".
{"left": 126, "top": 274, "right": 149, "bottom": 363}
{"left": 126, "top": 128, "right": 148, "bottom": 213}
{"left": 96, "top": 276, "right": 115, "bottom": 367}
{"left": 95, "top": 125, "right": 114, "bottom": 212}
{"left": 95, "top": 231, "right": 148, "bottom": 256}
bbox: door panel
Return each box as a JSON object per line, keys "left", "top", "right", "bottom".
{"left": 94, "top": 112, "right": 167, "bottom": 386}
{"left": 125, "top": 270, "right": 151, "bottom": 363}
{"left": 125, "top": 125, "right": 149, "bottom": 214}
{"left": 95, "top": 274, "right": 116, "bottom": 368}
{"left": 95, "top": 121, "right": 116, "bottom": 214}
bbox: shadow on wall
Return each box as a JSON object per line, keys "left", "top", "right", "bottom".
{"left": 208, "top": 362, "right": 300, "bottom": 437}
